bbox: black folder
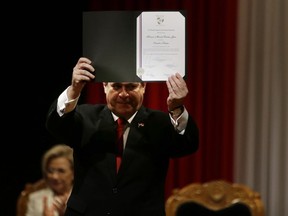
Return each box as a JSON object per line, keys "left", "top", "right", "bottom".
{"left": 83, "top": 11, "right": 141, "bottom": 82}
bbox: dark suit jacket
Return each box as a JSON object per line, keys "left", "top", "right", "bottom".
{"left": 46, "top": 101, "right": 199, "bottom": 216}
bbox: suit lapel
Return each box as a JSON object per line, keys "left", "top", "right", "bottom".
{"left": 98, "top": 107, "right": 119, "bottom": 181}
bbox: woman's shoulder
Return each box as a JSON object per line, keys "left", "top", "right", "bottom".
{"left": 28, "top": 187, "right": 53, "bottom": 199}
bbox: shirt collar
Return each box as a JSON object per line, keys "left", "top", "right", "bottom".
{"left": 111, "top": 111, "right": 137, "bottom": 124}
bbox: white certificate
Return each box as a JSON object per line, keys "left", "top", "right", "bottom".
{"left": 136, "top": 11, "right": 185, "bottom": 81}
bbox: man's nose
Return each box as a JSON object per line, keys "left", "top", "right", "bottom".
{"left": 119, "top": 87, "right": 129, "bottom": 97}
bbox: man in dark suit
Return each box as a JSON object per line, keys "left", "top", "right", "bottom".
{"left": 46, "top": 57, "right": 199, "bottom": 216}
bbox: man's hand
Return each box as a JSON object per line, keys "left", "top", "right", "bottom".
{"left": 166, "top": 72, "right": 188, "bottom": 111}
{"left": 68, "top": 57, "right": 95, "bottom": 100}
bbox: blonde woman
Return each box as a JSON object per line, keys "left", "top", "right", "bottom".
{"left": 26, "top": 144, "right": 74, "bottom": 216}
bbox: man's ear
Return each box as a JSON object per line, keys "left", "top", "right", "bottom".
{"left": 141, "top": 82, "right": 147, "bottom": 93}
{"left": 103, "top": 82, "right": 108, "bottom": 94}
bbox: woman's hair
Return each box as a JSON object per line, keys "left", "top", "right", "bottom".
{"left": 41, "top": 144, "right": 74, "bottom": 177}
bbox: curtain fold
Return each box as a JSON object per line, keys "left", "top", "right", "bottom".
{"left": 235, "top": 0, "right": 288, "bottom": 216}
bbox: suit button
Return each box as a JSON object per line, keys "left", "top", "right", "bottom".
{"left": 112, "top": 187, "right": 118, "bottom": 193}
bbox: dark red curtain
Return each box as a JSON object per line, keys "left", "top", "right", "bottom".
{"left": 83, "top": 0, "right": 237, "bottom": 199}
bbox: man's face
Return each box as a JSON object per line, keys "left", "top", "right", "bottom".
{"left": 103, "top": 82, "right": 146, "bottom": 119}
